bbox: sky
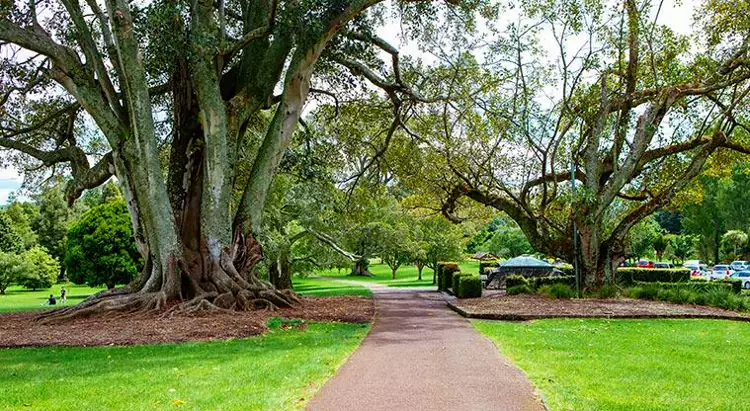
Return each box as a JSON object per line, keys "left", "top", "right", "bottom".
{"left": 0, "top": 0, "right": 696, "bottom": 205}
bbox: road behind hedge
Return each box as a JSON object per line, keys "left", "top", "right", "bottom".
{"left": 307, "top": 284, "right": 544, "bottom": 411}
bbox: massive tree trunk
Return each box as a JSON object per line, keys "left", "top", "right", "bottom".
{"left": 13, "top": 0, "right": 391, "bottom": 323}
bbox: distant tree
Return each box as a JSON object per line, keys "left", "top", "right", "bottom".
{"left": 4, "top": 202, "right": 39, "bottom": 250}
{"left": 721, "top": 230, "right": 748, "bottom": 260}
{"left": 653, "top": 234, "right": 669, "bottom": 261}
{"left": 655, "top": 211, "right": 682, "bottom": 235}
{"left": 377, "top": 222, "right": 414, "bottom": 279}
{"left": 627, "top": 218, "right": 662, "bottom": 261}
{"left": 483, "top": 224, "right": 534, "bottom": 258}
{"left": 420, "top": 217, "right": 464, "bottom": 285}
{"left": 0, "top": 251, "right": 28, "bottom": 294}
{"left": 682, "top": 178, "right": 725, "bottom": 264}
{"left": 32, "top": 185, "right": 85, "bottom": 277}
{"left": 65, "top": 201, "right": 142, "bottom": 289}
{"left": 667, "top": 235, "right": 695, "bottom": 264}
{"left": 0, "top": 212, "right": 23, "bottom": 254}
{"left": 19, "top": 247, "right": 59, "bottom": 290}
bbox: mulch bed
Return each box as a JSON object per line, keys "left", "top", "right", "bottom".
{"left": 0, "top": 296, "right": 374, "bottom": 348}
{"left": 450, "top": 295, "right": 750, "bottom": 321}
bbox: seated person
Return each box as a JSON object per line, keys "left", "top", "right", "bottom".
{"left": 46, "top": 294, "right": 57, "bottom": 305}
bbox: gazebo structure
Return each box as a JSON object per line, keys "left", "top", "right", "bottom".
{"left": 484, "top": 255, "right": 563, "bottom": 289}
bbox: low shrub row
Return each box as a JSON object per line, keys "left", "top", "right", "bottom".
{"left": 505, "top": 274, "right": 576, "bottom": 290}
{"left": 616, "top": 268, "right": 690, "bottom": 285}
{"left": 537, "top": 283, "right": 577, "bottom": 299}
{"left": 625, "top": 283, "right": 750, "bottom": 312}
{"left": 633, "top": 280, "right": 739, "bottom": 294}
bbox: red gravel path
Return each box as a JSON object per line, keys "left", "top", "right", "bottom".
{"left": 307, "top": 286, "right": 545, "bottom": 411}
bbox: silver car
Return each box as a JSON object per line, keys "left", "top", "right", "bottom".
{"left": 730, "top": 271, "right": 750, "bottom": 289}
{"left": 730, "top": 260, "right": 749, "bottom": 271}
{"left": 709, "top": 265, "right": 733, "bottom": 281}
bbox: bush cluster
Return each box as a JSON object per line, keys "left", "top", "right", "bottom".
{"left": 537, "top": 283, "right": 576, "bottom": 299}
{"left": 457, "top": 276, "right": 482, "bottom": 299}
{"left": 506, "top": 284, "right": 534, "bottom": 295}
{"left": 616, "top": 268, "right": 690, "bottom": 285}
{"left": 478, "top": 261, "right": 499, "bottom": 276}
{"left": 633, "top": 281, "right": 735, "bottom": 293}
{"left": 436, "top": 262, "right": 460, "bottom": 292}
{"left": 506, "top": 274, "right": 576, "bottom": 290}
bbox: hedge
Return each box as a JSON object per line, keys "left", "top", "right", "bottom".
{"left": 506, "top": 274, "right": 575, "bottom": 290}
{"left": 457, "top": 276, "right": 482, "bottom": 298}
{"left": 478, "top": 261, "right": 499, "bottom": 276}
{"left": 506, "top": 275, "right": 529, "bottom": 288}
{"left": 452, "top": 272, "right": 471, "bottom": 292}
{"left": 719, "top": 278, "right": 742, "bottom": 294}
{"left": 616, "top": 268, "right": 690, "bottom": 285}
{"left": 438, "top": 263, "right": 460, "bottom": 292}
{"left": 632, "top": 281, "right": 735, "bottom": 293}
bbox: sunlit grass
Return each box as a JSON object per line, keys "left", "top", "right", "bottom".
{"left": 0, "top": 321, "right": 370, "bottom": 411}
{"left": 0, "top": 283, "right": 105, "bottom": 313}
{"left": 474, "top": 319, "right": 750, "bottom": 411}
{"left": 315, "top": 261, "right": 481, "bottom": 288}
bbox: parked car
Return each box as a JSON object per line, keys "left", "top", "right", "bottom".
{"left": 636, "top": 260, "right": 654, "bottom": 268}
{"left": 654, "top": 262, "right": 674, "bottom": 269}
{"left": 730, "top": 260, "right": 749, "bottom": 271}
{"left": 684, "top": 264, "right": 709, "bottom": 278}
{"left": 730, "top": 271, "right": 750, "bottom": 289}
{"left": 709, "top": 265, "right": 733, "bottom": 281}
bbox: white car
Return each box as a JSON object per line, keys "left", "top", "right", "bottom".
{"left": 730, "top": 260, "right": 749, "bottom": 271}
{"left": 684, "top": 264, "right": 708, "bottom": 278}
{"left": 730, "top": 271, "right": 750, "bottom": 289}
{"left": 709, "top": 265, "right": 733, "bottom": 281}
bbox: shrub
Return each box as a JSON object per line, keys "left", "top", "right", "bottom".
{"left": 452, "top": 272, "right": 471, "bottom": 292}
{"left": 479, "top": 261, "right": 499, "bottom": 276}
{"left": 532, "top": 275, "right": 576, "bottom": 290}
{"left": 438, "top": 263, "right": 459, "bottom": 292}
{"left": 506, "top": 275, "right": 529, "bottom": 288}
{"left": 0, "top": 251, "right": 29, "bottom": 294}
{"left": 19, "top": 246, "right": 59, "bottom": 290}
{"left": 507, "top": 284, "right": 534, "bottom": 295}
{"left": 538, "top": 283, "right": 576, "bottom": 299}
{"left": 457, "top": 275, "right": 482, "bottom": 299}
{"left": 66, "top": 201, "right": 142, "bottom": 289}
{"left": 719, "top": 279, "right": 742, "bottom": 294}
{"left": 588, "top": 284, "right": 619, "bottom": 299}
{"left": 616, "top": 268, "right": 690, "bottom": 285}
{"left": 633, "top": 281, "right": 732, "bottom": 293}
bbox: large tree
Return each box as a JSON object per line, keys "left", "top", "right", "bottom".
{"left": 401, "top": 0, "right": 750, "bottom": 286}
{"left": 0, "top": 0, "right": 469, "bottom": 318}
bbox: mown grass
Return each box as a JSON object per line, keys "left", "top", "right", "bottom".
{"left": 292, "top": 277, "right": 372, "bottom": 297}
{"left": 474, "top": 319, "right": 750, "bottom": 411}
{"left": 0, "top": 283, "right": 105, "bottom": 313}
{"left": 0, "top": 321, "right": 369, "bottom": 411}
{"left": 316, "top": 261, "right": 481, "bottom": 288}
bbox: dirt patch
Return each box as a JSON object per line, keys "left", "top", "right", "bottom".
{"left": 450, "top": 295, "right": 750, "bottom": 321}
{"left": 0, "top": 296, "right": 374, "bottom": 348}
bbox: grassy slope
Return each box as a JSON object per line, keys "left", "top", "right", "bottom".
{"left": 292, "top": 277, "right": 372, "bottom": 297}
{"left": 0, "top": 283, "right": 105, "bottom": 313}
{"left": 0, "top": 322, "right": 369, "bottom": 411}
{"left": 474, "top": 319, "right": 750, "bottom": 411}
{"left": 316, "top": 261, "right": 481, "bottom": 288}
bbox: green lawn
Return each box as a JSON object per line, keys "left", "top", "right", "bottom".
{"left": 0, "top": 283, "right": 106, "bottom": 313}
{"left": 315, "top": 261, "right": 480, "bottom": 288}
{"left": 474, "top": 319, "right": 750, "bottom": 411}
{"left": 0, "top": 321, "right": 369, "bottom": 411}
{"left": 292, "top": 276, "right": 372, "bottom": 297}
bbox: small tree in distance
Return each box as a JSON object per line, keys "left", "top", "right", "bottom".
{"left": 66, "top": 201, "right": 143, "bottom": 289}
{"left": 19, "top": 247, "right": 59, "bottom": 290}
{"left": 0, "top": 251, "right": 29, "bottom": 294}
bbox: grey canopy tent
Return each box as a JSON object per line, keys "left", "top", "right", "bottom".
{"left": 484, "top": 255, "right": 564, "bottom": 289}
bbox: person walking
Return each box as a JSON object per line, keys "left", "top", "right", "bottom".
{"left": 60, "top": 286, "right": 67, "bottom": 304}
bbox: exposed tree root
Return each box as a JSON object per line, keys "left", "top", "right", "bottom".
{"left": 37, "top": 292, "right": 168, "bottom": 324}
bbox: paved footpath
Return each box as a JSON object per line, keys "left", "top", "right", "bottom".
{"left": 307, "top": 281, "right": 545, "bottom": 411}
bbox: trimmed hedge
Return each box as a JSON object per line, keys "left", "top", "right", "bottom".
{"left": 478, "top": 261, "right": 499, "bottom": 276}
{"left": 457, "top": 276, "right": 482, "bottom": 298}
{"left": 633, "top": 281, "right": 734, "bottom": 293}
{"left": 616, "top": 268, "right": 690, "bottom": 285}
{"left": 452, "top": 272, "right": 472, "bottom": 292}
{"left": 438, "top": 263, "right": 460, "bottom": 292}
{"left": 719, "top": 278, "right": 742, "bottom": 294}
{"left": 506, "top": 275, "right": 529, "bottom": 288}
